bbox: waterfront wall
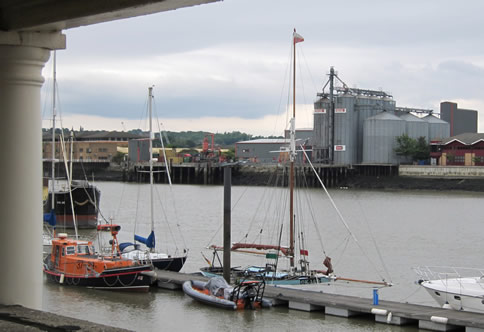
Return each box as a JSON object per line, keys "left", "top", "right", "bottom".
{"left": 399, "top": 165, "right": 484, "bottom": 177}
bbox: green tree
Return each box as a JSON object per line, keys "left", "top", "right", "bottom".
{"left": 395, "top": 134, "right": 430, "bottom": 162}
{"left": 395, "top": 134, "right": 416, "bottom": 160}
{"left": 111, "top": 151, "right": 125, "bottom": 164}
{"left": 413, "top": 136, "right": 430, "bottom": 161}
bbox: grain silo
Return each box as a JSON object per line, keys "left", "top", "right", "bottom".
{"left": 333, "top": 94, "right": 357, "bottom": 164}
{"left": 422, "top": 115, "right": 450, "bottom": 142}
{"left": 399, "top": 113, "right": 429, "bottom": 141}
{"left": 363, "top": 111, "right": 406, "bottom": 164}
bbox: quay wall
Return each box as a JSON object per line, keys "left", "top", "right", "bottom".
{"left": 399, "top": 165, "right": 484, "bottom": 177}
{"left": 42, "top": 162, "right": 484, "bottom": 192}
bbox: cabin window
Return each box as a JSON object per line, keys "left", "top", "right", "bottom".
{"left": 435, "top": 292, "right": 440, "bottom": 296}
{"left": 454, "top": 295, "right": 461, "bottom": 300}
{"left": 66, "top": 246, "right": 76, "bottom": 255}
{"left": 78, "top": 245, "right": 90, "bottom": 255}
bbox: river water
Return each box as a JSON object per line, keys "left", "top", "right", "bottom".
{"left": 42, "top": 181, "right": 484, "bottom": 331}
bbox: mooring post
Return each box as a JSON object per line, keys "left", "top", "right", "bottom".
{"left": 223, "top": 166, "right": 231, "bottom": 283}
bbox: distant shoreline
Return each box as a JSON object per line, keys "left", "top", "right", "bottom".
{"left": 63, "top": 164, "right": 484, "bottom": 193}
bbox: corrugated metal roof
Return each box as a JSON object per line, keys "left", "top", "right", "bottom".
{"left": 367, "top": 111, "right": 403, "bottom": 121}
{"left": 399, "top": 113, "right": 425, "bottom": 122}
{"left": 422, "top": 114, "right": 448, "bottom": 124}
{"left": 442, "top": 133, "right": 484, "bottom": 145}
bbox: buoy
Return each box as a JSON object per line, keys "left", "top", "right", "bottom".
{"left": 60, "top": 274, "right": 64, "bottom": 284}
{"left": 430, "top": 316, "right": 448, "bottom": 324}
{"left": 371, "top": 308, "right": 387, "bottom": 315}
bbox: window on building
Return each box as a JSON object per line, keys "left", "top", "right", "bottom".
{"left": 455, "top": 155, "right": 465, "bottom": 163}
{"left": 79, "top": 148, "right": 83, "bottom": 152}
{"left": 87, "top": 148, "right": 92, "bottom": 153}
{"left": 242, "top": 149, "right": 250, "bottom": 153}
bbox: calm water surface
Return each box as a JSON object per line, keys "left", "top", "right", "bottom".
{"left": 43, "top": 182, "right": 484, "bottom": 331}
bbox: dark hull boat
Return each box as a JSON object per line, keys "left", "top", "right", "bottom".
{"left": 44, "top": 180, "right": 101, "bottom": 229}
{"left": 43, "top": 256, "right": 152, "bottom": 291}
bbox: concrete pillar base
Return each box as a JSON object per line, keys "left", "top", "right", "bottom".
{"left": 288, "top": 301, "right": 322, "bottom": 312}
{"left": 325, "top": 306, "right": 361, "bottom": 317}
{"left": 375, "top": 314, "right": 415, "bottom": 326}
{"left": 419, "top": 320, "right": 460, "bottom": 331}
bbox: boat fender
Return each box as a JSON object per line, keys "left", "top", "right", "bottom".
{"left": 442, "top": 302, "right": 452, "bottom": 310}
{"left": 386, "top": 312, "right": 392, "bottom": 324}
{"left": 430, "top": 316, "right": 448, "bottom": 324}
{"left": 60, "top": 274, "right": 65, "bottom": 284}
{"left": 371, "top": 308, "right": 387, "bottom": 316}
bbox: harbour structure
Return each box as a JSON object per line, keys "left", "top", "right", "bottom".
{"left": 440, "top": 101, "right": 478, "bottom": 136}
{"left": 235, "top": 138, "right": 305, "bottom": 164}
{"left": 152, "top": 270, "right": 484, "bottom": 331}
{"left": 312, "top": 67, "right": 448, "bottom": 165}
{"left": 432, "top": 132, "right": 484, "bottom": 166}
{"left": 236, "top": 68, "right": 451, "bottom": 167}
{"left": 362, "top": 111, "right": 406, "bottom": 165}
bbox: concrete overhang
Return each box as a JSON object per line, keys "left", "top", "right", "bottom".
{"left": 1, "top": 0, "right": 220, "bottom": 32}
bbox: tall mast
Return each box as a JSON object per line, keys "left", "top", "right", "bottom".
{"left": 289, "top": 29, "right": 304, "bottom": 269}
{"left": 148, "top": 86, "right": 154, "bottom": 251}
{"left": 51, "top": 51, "right": 57, "bottom": 212}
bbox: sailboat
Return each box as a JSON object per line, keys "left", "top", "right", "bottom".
{"left": 120, "top": 86, "right": 187, "bottom": 272}
{"left": 201, "top": 31, "right": 391, "bottom": 288}
{"left": 43, "top": 51, "right": 101, "bottom": 230}
{"left": 201, "top": 31, "right": 332, "bottom": 285}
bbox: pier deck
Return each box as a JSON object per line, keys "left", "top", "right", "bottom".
{"left": 155, "top": 270, "right": 484, "bottom": 331}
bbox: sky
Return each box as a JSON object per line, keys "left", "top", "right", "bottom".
{"left": 41, "top": 0, "right": 484, "bottom": 136}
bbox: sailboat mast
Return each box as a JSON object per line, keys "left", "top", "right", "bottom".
{"left": 289, "top": 30, "right": 297, "bottom": 268}
{"left": 51, "top": 51, "right": 57, "bottom": 212}
{"left": 148, "top": 86, "right": 154, "bottom": 245}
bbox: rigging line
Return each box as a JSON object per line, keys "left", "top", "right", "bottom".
{"left": 237, "top": 166, "right": 277, "bottom": 244}
{"left": 152, "top": 102, "right": 187, "bottom": 250}
{"left": 353, "top": 191, "right": 393, "bottom": 284}
{"left": 154, "top": 185, "right": 179, "bottom": 252}
{"left": 299, "top": 168, "right": 327, "bottom": 255}
{"left": 300, "top": 146, "right": 387, "bottom": 282}
{"left": 231, "top": 185, "right": 249, "bottom": 211}
{"left": 134, "top": 179, "right": 141, "bottom": 239}
{"left": 299, "top": 45, "right": 320, "bottom": 98}
{"left": 296, "top": 47, "right": 310, "bottom": 129}
{"left": 272, "top": 42, "right": 293, "bottom": 137}
{"left": 153, "top": 99, "right": 172, "bottom": 186}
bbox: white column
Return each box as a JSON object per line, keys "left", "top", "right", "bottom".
{"left": 0, "top": 31, "right": 65, "bottom": 309}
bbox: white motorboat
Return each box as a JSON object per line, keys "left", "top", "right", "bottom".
{"left": 416, "top": 266, "right": 484, "bottom": 313}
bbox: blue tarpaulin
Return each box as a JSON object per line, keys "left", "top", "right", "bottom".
{"left": 135, "top": 231, "right": 155, "bottom": 249}
{"left": 43, "top": 210, "right": 56, "bottom": 226}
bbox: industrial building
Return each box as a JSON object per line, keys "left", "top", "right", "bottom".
{"left": 311, "top": 68, "right": 451, "bottom": 165}
{"left": 432, "top": 133, "right": 484, "bottom": 166}
{"left": 235, "top": 138, "right": 291, "bottom": 163}
{"left": 440, "top": 101, "right": 478, "bottom": 136}
{"left": 235, "top": 69, "right": 467, "bottom": 166}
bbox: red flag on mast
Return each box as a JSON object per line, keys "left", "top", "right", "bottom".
{"left": 293, "top": 30, "right": 304, "bottom": 44}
